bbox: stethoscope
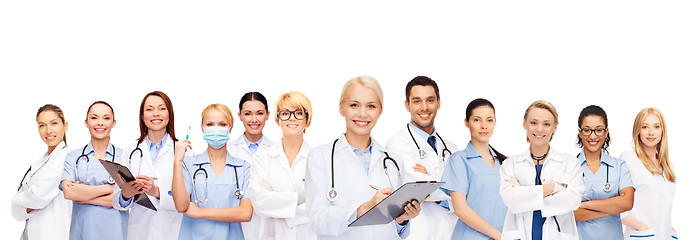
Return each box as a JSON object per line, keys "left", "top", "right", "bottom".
{"left": 129, "top": 140, "right": 176, "bottom": 176}
{"left": 75, "top": 144, "right": 117, "bottom": 184}
{"left": 17, "top": 145, "right": 68, "bottom": 191}
{"left": 578, "top": 153, "right": 612, "bottom": 192}
{"left": 192, "top": 162, "right": 243, "bottom": 203}
{"left": 327, "top": 138, "right": 401, "bottom": 202}
{"left": 406, "top": 124, "right": 451, "bottom": 161}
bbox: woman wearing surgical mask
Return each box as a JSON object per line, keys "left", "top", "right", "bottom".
{"left": 573, "top": 105, "right": 634, "bottom": 240}
{"left": 619, "top": 107, "right": 677, "bottom": 239}
{"left": 60, "top": 101, "right": 128, "bottom": 240}
{"left": 305, "top": 76, "right": 421, "bottom": 240}
{"left": 250, "top": 91, "right": 317, "bottom": 240}
{"left": 228, "top": 92, "right": 274, "bottom": 240}
{"left": 12, "top": 104, "right": 72, "bottom": 240}
{"left": 499, "top": 100, "right": 584, "bottom": 240}
{"left": 172, "top": 103, "right": 253, "bottom": 240}
{"left": 112, "top": 91, "right": 183, "bottom": 240}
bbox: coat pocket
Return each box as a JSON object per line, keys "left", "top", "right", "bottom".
{"left": 629, "top": 228, "right": 656, "bottom": 239}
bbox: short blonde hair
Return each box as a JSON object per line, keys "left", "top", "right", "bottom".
{"left": 523, "top": 100, "right": 559, "bottom": 141}
{"left": 339, "top": 76, "right": 384, "bottom": 110}
{"left": 274, "top": 91, "right": 313, "bottom": 128}
{"left": 201, "top": 103, "right": 234, "bottom": 128}
{"left": 632, "top": 107, "right": 675, "bottom": 182}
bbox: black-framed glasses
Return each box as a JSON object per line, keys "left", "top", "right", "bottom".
{"left": 580, "top": 128, "right": 607, "bottom": 136}
{"left": 277, "top": 109, "right": 307, "bottom": 121}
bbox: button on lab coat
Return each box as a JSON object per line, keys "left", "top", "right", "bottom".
{"left": 499, "top": 149, "right": 584, "bottom": 240}
{"left": 386, "top": 125, "right": 459, "bottom": 240}
{"left": 305, "top": 134, "right": 413, "bottom": 240}
{"left": 228, "top": 135, "right": 274, "bottom": 240}
{"left": 11, "top": 142, "right": 72, "bottom": 240}
{"left": 249, "top": 140, "right": 317, "bottom": 240}
{"left": 112, "top": 135, "right": 183, "bottom": 240}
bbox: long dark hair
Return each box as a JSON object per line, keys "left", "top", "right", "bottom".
{"left": 137, "top": 91, "right": 177, "bottom": 144}
{"left": 465, "top": 98, "right": 507, "bottom": 163}
{"left": 576, "top": 105, "right": 611, "bottom": 154}
{"left": 37, "top": 104, "right": 67, "bottom": 145}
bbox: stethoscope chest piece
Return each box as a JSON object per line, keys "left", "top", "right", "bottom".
{"left": 107, "top": 176, "right": 116, "bottom": 184}
{"left": 603, "top": 183, "right": 612, "bottom": 192}
{"left": 235, "top": 189, "right": 243, "bottom": 199}
{"left": 418, "top": 149, "right": 427, "bottom": 159}
{"left": 327, "top": 188, "right": 338, "bottom": 202}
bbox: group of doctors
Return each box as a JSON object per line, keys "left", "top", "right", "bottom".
{"left": 11, "top": 75, "right": 677, "bottom": 240}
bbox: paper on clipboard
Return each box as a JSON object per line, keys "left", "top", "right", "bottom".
{"left": 348, "top": 181, "right": 445, "bottom": 227}
{"left": 98, "top": 159, "right": 158, "bottom": 211}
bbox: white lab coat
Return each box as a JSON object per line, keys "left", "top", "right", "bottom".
{"left": 249, "top": 140, "right": 317, "bottom": 240}
{"left": 228, "top": 135, "right": 274, "bottom": 240}
{"left": 386, "top": 125, "right": 459, "bottom": 240}
{"left": 619, "top": 150, "right": 677, "bottom": 240}
{"left": 112, "top": 136, "right": 183, "bottom": 240}
{"left": 305, "top": 134, "right": 413, "bottom": 240}
{"left": 499, "top": 149, "right": 584, "bottom": 240}
{"left": 11, "top": 142, "right": 72, "bottom": 240}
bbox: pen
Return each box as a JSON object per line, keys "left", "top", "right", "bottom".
{"left": 369, "top": 185, "right": 379, "bottom": 191}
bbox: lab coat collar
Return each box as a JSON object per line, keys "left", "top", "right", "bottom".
{"left": 192, "top": 149, "right": 245, "bottom": 167}
{"left": 85, "top": 140, "right": 116, "bottom": 158}
{"left": 407, "top": 122, "right": 436, "bottom": 140}
{"left": 45, "top": 141, "right": 67, "bottom": 157}
{"left": 464, "top": 141, "right": 498, "bottom": 160}
{"left": 513, "top": 148, "right": 565, "bottom": 163}
{"left": 266, "top": 140, "right": 312, "bottom": 159}
{"left": 577, "top": 149, "right": 616, "bottom": 168}
{"left": 335, "top": 133, "right": 385, "bottom": 154}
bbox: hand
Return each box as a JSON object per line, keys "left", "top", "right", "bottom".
{"left": 395, "top": 200, "right": 421, "bottom": 224}
{"left": 137, "top": 175, "right": 160, "bottom": 198}
{"left": 504, "top": 177, "right": 520, "bottom": 187}
{"left": 183, "top": 202, "right": 203, "bottom": 219}
{"left": 358, "top": 188, "right": 393, "bottom": 218}
{"left": 119, "top": 173, "right": 144, "bottom": 200}
{"left": 175, "top": 140, "right": 192, "bottom": 163}
{"left": 413, "top": 163, "right": 428, "bottom": 175}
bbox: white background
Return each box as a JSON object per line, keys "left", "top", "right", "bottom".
{"left": 1, "top": 1, "right": 686, "bottom": 236}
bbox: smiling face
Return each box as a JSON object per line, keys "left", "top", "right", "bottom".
{"left": 405, "top": 85, "right": 440, "bottom": 134}
{"left": 465, "top": 105, "right": 495, "bottom": 144}
{"left": 340, "top": 84, "right": 382, "bottom": 137}
{"left": 278, "top": 106, "right": 307, "bottom": 137}
{"left": 579, "top": 115, "right": 608, "bottom": 154}
{"left": 142, "top": 95, "right": 169, "bottom": 133}
{"left": 85, "top": 103, "right": 115, "bottom": 140}
{"left": 638, "top": 114, "right": 662, "bottom": 149}
{"left": 523, "top": 107, "right": 557, "bottom": 147}
{"left": 239, "top": 100, "right": 269, "bottom": 136}
{"left": 37, "top": 110, "right": 68, "bottom": 147}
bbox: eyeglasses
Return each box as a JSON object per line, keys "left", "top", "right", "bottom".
{"left": 580, "top": 128, "right": 607, "bottom": 136}
{"left": 277, "top": 109, "right": 307, "bottom": 121}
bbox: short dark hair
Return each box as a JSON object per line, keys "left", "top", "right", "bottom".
{"left": 239, "top": 92, "right": 268, "bottom": 112}
{"left": 405, "top": 76, "right": 440, "bottom": 102}
{"left": 576, "top": 105, "right": 611, "bottom": 153}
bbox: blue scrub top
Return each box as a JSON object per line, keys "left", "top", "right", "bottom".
{"left": 440, "top": 142, "right": 507, "bottom": 240}
{"left": 179, "top": 150, "right": 251, "bottom": 240}
{"left": 61, "top": 141, "right": 128, "bottom": 240}
{"left": 576, "top": 150, "right": 634, "bottom": 240}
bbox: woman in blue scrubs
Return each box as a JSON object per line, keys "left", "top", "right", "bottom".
{"left": 171, "top": 103, "right": 253, "bottom": 240}
{"left": 441, "top": 98, "right": 508, "bottom": 240}
{"left": 60, "top": 101, "right": 127, "bottom": 240}
{"left": 573, "top": 105, "right": 634, "bottom": 239}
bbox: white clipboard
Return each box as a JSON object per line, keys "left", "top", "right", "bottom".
{"left": 98, "top": 159, "right": 158, "bottom": 211}
{"left": 348, "top": 181, "right": 445, "bottom": 227}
